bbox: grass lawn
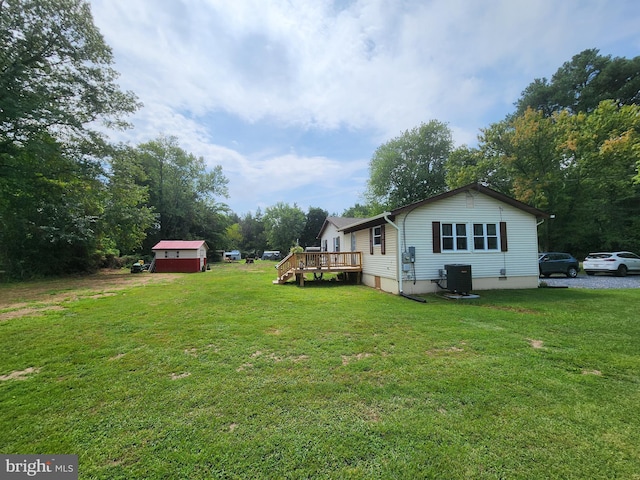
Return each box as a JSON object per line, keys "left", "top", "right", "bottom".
{"left": 1, "top": 263, "right": 639, "bottom": 479}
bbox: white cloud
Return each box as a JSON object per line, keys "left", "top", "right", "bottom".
{"left": 89, "top": 0, "right": 640, "bottom": 212}
{"left": 94, "top": 0, "right": 640, "bottom": 128}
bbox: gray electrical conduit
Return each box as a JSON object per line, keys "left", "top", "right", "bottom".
{"left": 384, "top": 213, "right": 426, "bottom": 303}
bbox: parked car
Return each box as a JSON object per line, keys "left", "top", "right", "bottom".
{"left": 261, "top": 251, "right": 281, "bottom": 260}
{"left": 130, "top": 262, "right": 149, "bottom": 273}
{"left": 583, "top": 251, "right": 640, "bottom": 277}
{"left": 538, "top": 252, "right": 580, "bottom": 278}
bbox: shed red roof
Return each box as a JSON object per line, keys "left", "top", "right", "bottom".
{"left": 152, "top": 240, "right": 208, "bottom": 250}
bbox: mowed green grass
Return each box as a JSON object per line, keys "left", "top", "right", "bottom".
{"left": 1, "top": 263, "right": 639, "bottom": 479}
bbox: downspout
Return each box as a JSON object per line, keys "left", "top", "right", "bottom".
{"left": 387, "top": 208, "right": 427, "bottom": 303}
{"left": 384, "top": 213, "right": 403, "bottom": 294}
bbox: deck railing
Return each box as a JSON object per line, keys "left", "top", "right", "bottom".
{"left": 276, "top": 251, "right": 362, "bottom": 281}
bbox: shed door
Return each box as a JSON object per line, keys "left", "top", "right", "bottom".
{"left": 199, "top": 248, "right": 206, "bottom": 270}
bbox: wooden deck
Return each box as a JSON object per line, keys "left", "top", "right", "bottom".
{"left": 273, "top": 252, "right": 363, "bottom": 286}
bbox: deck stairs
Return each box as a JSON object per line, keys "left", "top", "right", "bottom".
{"left": 272, "top": 253, "right": 296, "bottom": 284}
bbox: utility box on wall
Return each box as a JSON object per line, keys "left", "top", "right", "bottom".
{"left": 445, "top": 264, "right": 472, "bottom": 294}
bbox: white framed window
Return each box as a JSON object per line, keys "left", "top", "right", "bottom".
{"left": 370, "top": 224, "right": 386, "bottom": 255}
{"left": 373, "top": 226, "right": 382, "bottom": 246}
{"left": 442, "top": 223, "right": 468, "bottom": 251}
{"left": 333, "top": 236, "right": 340, "bottom": 252}
{"left": 433, "top": 221, "right": 507, "bottom": 254}
{"left": 473, "top": 223, "right": 499, "bottom": 250}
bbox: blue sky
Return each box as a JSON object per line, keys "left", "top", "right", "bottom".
{"left": 88, "top": 0, "right": 640, "bottom": 215}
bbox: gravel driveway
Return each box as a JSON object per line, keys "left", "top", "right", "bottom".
{"left": 541, "top": 274, "right": 640, "bottom": 289}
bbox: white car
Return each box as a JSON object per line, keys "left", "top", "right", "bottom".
{"left": 583, "top": 251, "right": 640, "bottom": 277}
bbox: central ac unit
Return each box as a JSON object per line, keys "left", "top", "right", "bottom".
{"left": 445, "top": 264, "right": 472, "bottom": 294}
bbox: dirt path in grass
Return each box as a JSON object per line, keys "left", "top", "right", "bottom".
{"left": 0, "top": 270, "right": 179, "bottom": 319}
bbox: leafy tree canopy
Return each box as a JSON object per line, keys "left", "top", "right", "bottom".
{"left": 134, "top": 136, "right": 229, "bottom": 252}
{"left": 262, "top": 202, "right": 306, "bottom": 253}
{"left": 0, "top": 0, "right": 139, "bottom": 277}
{"left": 236, "top": 209, "right": 267, "bottom": 255}
{"left": 341, "top": 202, "right": 386, "bottom": 218}
{"left": 0, "top": 0, "right": 139, "bottom": 157}
{"left": 103, "top": 145, "right": 157, "bottom": 255}
{"left": 555, "top": 101, "right": 640, "bottom": 255}
{"left": 515, "top": 48, "right": 640, "bottom": 117}
{"left": 299, "top": 207, "right": 328, "bottom": 248}
{"left": 446, "top": 100, "right": 640, "bottom": 256}
{"left": 365, "top": 120, "right": 452, "bottom": 210}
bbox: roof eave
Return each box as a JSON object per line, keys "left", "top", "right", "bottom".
{"left": 340, "top": 213, "right": 394, "bottom": 233}
{"left": 390, "top": 182, "right": 550, "bottom": 219}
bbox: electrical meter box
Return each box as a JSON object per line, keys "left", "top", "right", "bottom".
{"left": 402, "top": 247, "right": 416, "bottom": 264}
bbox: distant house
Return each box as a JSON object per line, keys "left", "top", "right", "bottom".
{"left": 152, "top": 240, "right": 209, "bottom": 273}
{"left": 319, "top": 183, "right": 549, "bottom": 295}
{"left": 316, "top": 216, "right": 360, "bottom": 252}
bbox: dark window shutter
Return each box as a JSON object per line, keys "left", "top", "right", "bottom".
{"left": 381, "top": 224, "right": 386, "bottom": 255}
{"left": 500, "top": 222, "right": 508, "bottom": 252}
{"left": 369, "top": 228, "right": 374, "bottom": 255}
{"left": 432, "top": 222, "right": 441, "bottom": 253}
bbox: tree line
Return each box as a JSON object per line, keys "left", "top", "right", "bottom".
{"left": 0, "top": 0, "right": 234, "bottom": 277}
{"left": 361, "top": 49, "right": 640, "bottom": 259}
{"left": 1, "top": 0, "right": 639, "bottom": 278}
{"left": 0, "top": 0, "right": 338, "bottom": 279}
{"left": 201, "top": 49, "right": 640, "bottom": 262}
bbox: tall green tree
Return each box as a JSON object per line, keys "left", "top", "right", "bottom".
{"left": 473, "top": 109, "right": 576, "bottom": 251}
{"left": 515, "top": 48, "right": 640, "bottom": 117}
{"left": 103, "top": 146, "right": 157, "bottom": 255}
{"left": 0, "top": 0, "right": 139, "bottom": 277}
{"left": 262, "top": 203, "right": 306, "bottom": 253}
{"left": 299, "top": 207, "right": 328, "bottom": 248}
{"left": 224, "top": 223, "right": 243, "bottom": 250}
{"left": 0, "top": 134, "right": 106, "bottom": 276}
{"left": 238, "top": 209, "right": 267, "bottom": 255}
{"left": 445, "top": 145, "right": 505, "bottom": 191}
{"left": 448, "top": 101, "right": 640, "bottom": 257}
{"left": 556, "top": 101, "right": 640, "bottom": 255}
{"left": 0, "top": 0, "right": 138, "bottom": 157}
{"left": 484, "top": 109, "right": 568, "bottom": 210}
{"left": 135, "top": 136, "right": 229, "bottom": 252}
{"left": 365, "top": 120, "right": 452, "bottom": 209}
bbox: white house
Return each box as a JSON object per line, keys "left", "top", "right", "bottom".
{"left": 326, "top": 183, "right": 548, "bottom": 295}
{"left": 316, "top": 216, "right": 360, "bottom": 252}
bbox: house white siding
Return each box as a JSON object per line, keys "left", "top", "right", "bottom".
{"left": 353, "top": 225, "right": 399, "bottom": 292}
{"left": 321, "top": 222, "right": 339, "bottom": 252}
{"left": 395, "top": 191, "right": 539, "bottom": 294}
{"left": 313, "top": 185, "right": 544, "bottom": 295}
{"left": 319, "top": 221, "right": 352, "bottom": 252}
